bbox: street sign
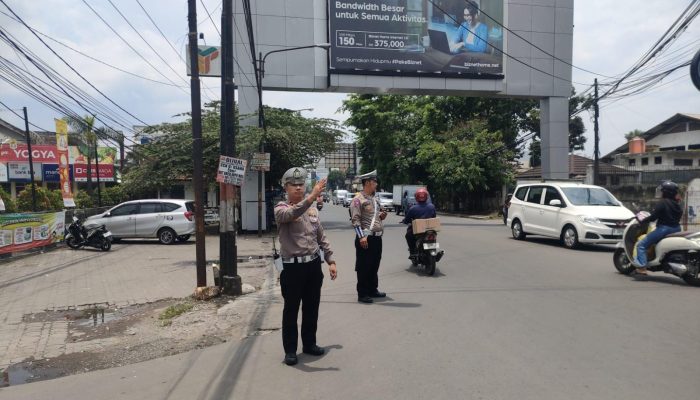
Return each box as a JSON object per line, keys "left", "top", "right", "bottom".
{"left": 216, "top": 156, "right": 247, "bottom": 186}
{"left": 251, "top": 152, "right": 270, "bottom": 171}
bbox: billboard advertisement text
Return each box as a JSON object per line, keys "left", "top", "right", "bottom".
{"left": 329, "top": 0, "right": 504, "bottom": 77}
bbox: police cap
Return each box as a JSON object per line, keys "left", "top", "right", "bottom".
{"left": 281, "top": 167, "right": 307, "bottom": 185}
{"left": 358, "top": 170, "right": 378, "bottom": 183}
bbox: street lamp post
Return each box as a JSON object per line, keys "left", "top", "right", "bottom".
{"left": 254, "top": 44, "right": 330, "bottom": 237}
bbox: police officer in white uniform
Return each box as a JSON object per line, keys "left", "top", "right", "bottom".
{"left": 275, "top": 168, "right": 337, "bottom": 366}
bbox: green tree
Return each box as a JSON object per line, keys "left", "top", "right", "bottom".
{"left": 17, "top": 184, "right": 61, "bottom": 211}
{"left": 121, "top": 103, "right": 342, "bottom": 197}
{"left": 625, "top": 129, "right": 644, "bottom": 140}
{"left": 327, "top": 170, "right": 346, "bottom": 190}
{"left": 0, "top": 187, "right": 17, "bottom": 213}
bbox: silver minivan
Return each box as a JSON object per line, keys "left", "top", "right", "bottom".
{"left": 85, "top": 199, "right": 196, "bottom": 244}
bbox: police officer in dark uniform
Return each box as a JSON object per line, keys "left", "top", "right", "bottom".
{"left": 350, "top": 170, "right": 387, "bottom": 304}
{"left": 275, "top": 168, "right": 337, "bottom": 366}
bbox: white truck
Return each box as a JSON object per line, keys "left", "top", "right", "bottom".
{"left": 392, "top": 184, "right": 429, "bottom": 215}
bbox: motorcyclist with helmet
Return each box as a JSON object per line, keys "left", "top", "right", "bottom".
{"left": 634, "top": 180, "right": 683, "bottom": 275}
{"left": 401, "top": 188, "right": 436, "bottom": 257}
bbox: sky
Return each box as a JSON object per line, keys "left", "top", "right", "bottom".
{"left": 0, "top": 0, "right": 698, "bottom": 158}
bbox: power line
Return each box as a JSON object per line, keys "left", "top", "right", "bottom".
{"left": 0, "top": 0, "right": 153, "bottom": 128}
{"left": 199, "top": 0, "right": 221, "bottom": 37}
{"left": 79, "top": 0, "right": 191, "bottom": 97}
{"left": 0, "top": 9, "right": 187, "bottom": 88}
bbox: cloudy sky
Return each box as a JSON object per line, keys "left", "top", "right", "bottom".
{"left": 0, "top": 0, "right": 698, "bottom": 158}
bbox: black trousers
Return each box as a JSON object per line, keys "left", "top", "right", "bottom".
{"left": 280, "top": 257, "right": 323, "bottom": 354}
{"left": 355, "top": 236, "right": 382, "bottom": 298}
{"left": 405, "top": 231, "right": 416, "bottom": 253}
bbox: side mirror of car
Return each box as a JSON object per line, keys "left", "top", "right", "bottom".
{"left": 104, "top": 212, "right": 111, "bottom": 217}
{"left": 549, "top": 199, "right": 562, "bottom": 207}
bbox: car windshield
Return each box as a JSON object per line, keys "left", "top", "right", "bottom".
{"left": 561, "top": 187, "right": 620, "bottom": 206}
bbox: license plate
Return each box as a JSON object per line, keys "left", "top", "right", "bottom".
{"left": 612, "top": 228, "right": 623, "bottom": 235}
{"left": 103, "top": 231, "right": 112, "bottom": 237}
{"left": 423, "top": 242, "right": 438, "bottom": 250}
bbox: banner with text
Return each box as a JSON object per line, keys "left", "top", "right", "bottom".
{"left": 216, "top": 156, "right": 247, "bottom": 186}
{"left": 329, "top": 0, "right": 503, "bottom": 77}
{"left": 73, "top": 164, "right": 115, "bottom": 182}
{"left": 251, "top": 153, "right": 270, "bottom": 171}
{"left": 0, "top": 211, "right": 66, "bottom": 254}
{"left": 55, "top": 119, "right": 75, "bottom": 207}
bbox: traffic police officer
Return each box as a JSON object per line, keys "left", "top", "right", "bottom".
{"left": 275, "top": 167, "right": 337, "bottom": 366}
{"left": 350, "top": 170, "right": 387, "bottom": 304}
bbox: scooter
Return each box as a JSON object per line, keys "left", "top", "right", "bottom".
{"left": 66, "top": 216, "right": 112, "bottom": 251}
{"left": 410, "top": 229, "right": 444, "bottom": 276}
{"left": 613, "top": 212, "right": 700, "bottom": 286}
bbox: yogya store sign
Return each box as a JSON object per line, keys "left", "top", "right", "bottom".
{"left": 73, "top": 164, "right": 115, "bottom": 182}
{"left": 0, "top": 144, "right": 59, "bottom": 163}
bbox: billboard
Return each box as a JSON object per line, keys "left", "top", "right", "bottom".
{"left": 186, "top": 45, "right": 221, "bottom": 77}
{"left": 0, "top": 212, "right": 65, "bottom": 254}
{"left": 329, "top": 0, "right": 504, "bottom": 77}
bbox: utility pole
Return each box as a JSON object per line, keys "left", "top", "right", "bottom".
{"left": 119, "top": 132, "right": 124, "bottom": 176}
{"left": 94, "top": 135, "right": 101, "bottom": 207}
{"left": 22, "top": 107, "right": 36, "bottom": 212}
{"left": 593, "top": 78, "right": 600, "bottom": 186}
{"left": 257, "top": 51, "right": 265, "bottom": 238}
{"left": 219, "top": 0, "right": 241, "bottom": 295}
{"left": 188, "top": 0, "right": 207, "bottom": 287}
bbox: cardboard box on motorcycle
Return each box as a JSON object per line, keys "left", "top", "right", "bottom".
{"left": 412, "top": 217, "right": 441, "bottom": 234}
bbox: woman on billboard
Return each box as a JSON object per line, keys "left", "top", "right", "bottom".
{"left": 450, "top": 1, "right": 488, "bottom": 53}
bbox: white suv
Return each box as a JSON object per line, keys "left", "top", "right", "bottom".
{"left": 507, "top": 182, "right": 634, "bottom": 249}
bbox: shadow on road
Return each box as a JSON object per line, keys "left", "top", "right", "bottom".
{"left": 510, "top": 236, "right": 616, "bottom": 252}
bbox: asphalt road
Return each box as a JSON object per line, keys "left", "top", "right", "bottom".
{"left": 228, "top": 203, "right": 700, "bottom": 400}
{"left": 2, "top": 202, "right": 699, "bottom": 400}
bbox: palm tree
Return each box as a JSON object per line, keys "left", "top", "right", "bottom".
{"left": 65, "top": 115, "right": 96, "bottom": 196}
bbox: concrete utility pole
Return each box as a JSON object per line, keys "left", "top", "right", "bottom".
{"left": 22, "top": 107, "right": 36, "bottom": 211}
{"left": 219, "top": 0, "right": 241, "bottom": 295}
{"left": 188, "top": 0, "right": 207, "bottom": 287}
{"left": 593, "top": 78, "right": 600, "bottom": 185}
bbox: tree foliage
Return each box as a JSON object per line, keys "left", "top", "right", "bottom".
{"left": 120, "top": 103, "right": 342, "bottom": 197}
{"left": 327, "top": 170, "right": 346, "bottom": 190}
{"left": 16, "top": 185, "right": 63, "bottom": 212}
{"left": 341, "top": 94, "right": 535, "bottom": 210}
{"left": 625, "top": 129, "right": 644, "bottom": 140}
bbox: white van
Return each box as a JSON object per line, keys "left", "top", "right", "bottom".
{"left": 333, "top": 190, "right": 348, "bottom": 205}
{"left": 507, "top": 182, "right": 634, "bottom": 249}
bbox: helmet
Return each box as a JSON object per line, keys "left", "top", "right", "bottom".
{"left": 659, "top": 180, "right": 679, "bottom": 199}
{"left": 415, "top": 188, "right": 429, "bottom": 203}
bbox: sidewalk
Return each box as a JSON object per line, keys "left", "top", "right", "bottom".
{"left": 0, "top": 232, "right": 275, "bottom": 380}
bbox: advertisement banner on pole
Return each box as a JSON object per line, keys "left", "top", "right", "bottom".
{"left": 186, "top": 45, "right": 222, "bottom": 77}
{"left": 0, "top": 211, "right": 66, "bottom": 254}
{"left": 329, "top": 0, "right": 504, "bottom": 78}
{"left": 216, "top": 156, "right": 247, "bottom": 186}
{"left": 73, "top": 164, "right": 115, "bottom": 182}
{"left": 55, "top": 119, "right": 75, "bottom": 207}
{"left": 251, "top": 152, "right": 270, "bottom": 171}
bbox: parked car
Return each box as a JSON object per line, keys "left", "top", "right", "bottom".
{"left": 377, "top": 192, "right": 393, "bottom": 211}
{"left": 85, "top": 199, "right": 196, "bottom": 245}
{"left": 343, "top": 192, "right": 358, "bottom": 207}
{"left": 507, "top": 182, "right": 634, "bottom": 249}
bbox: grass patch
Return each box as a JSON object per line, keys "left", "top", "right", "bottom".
{"left": 158, "top": 302, "right": 194, "bottom": 326}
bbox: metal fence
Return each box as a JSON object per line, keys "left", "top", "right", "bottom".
{"left": 685, "top": 189, "right": 700, "bottom": 232}
{"left": 599, "top": 167, "right": 700, "bottom": 187}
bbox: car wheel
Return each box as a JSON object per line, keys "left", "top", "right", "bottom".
{"left": 511, "top": 219, "right": 526, "bottom": 240}
{"left": 561, "top": 225, "right": 579, "bottom": 249}
{"left": 177, "top": 234, "right": 191, "bottom": 242}
{"left": 158, "top": 228, "right": 176, "bottom": 245}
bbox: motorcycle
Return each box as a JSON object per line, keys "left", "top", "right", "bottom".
{"left": 410, "top": 229, "right": 444, "bottom": 276}
{"left": 65, "top": 216, "right": 112, "bottom": 251}
{"left": 613, "top": 212, "right": 700, "bottom": 286}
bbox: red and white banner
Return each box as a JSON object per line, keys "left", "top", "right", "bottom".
{"left": 73, "top": 164, "right": 115, "bottom": 182}
{"left": 0, "top": 144, "right": 59, "bottom": 163}
{"left": 55, "top": 119, "right": 75, "bottom": 207}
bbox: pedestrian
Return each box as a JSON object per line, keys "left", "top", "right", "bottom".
{"left": 275, "top": 168, "right": 337, "bottom": 366}
{"left": 350, "top": 170, "right": 387, "bottom": 304}
{"left": 502, "top": 193, "right": 512, "bottom": 225}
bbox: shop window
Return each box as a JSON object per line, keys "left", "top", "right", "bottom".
{"left": 641, "top": 157, "right": 648, "bottom": 166}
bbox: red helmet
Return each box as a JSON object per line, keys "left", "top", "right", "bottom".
{"left": 415, "top": 188, "right": 429, "bottom": 203}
